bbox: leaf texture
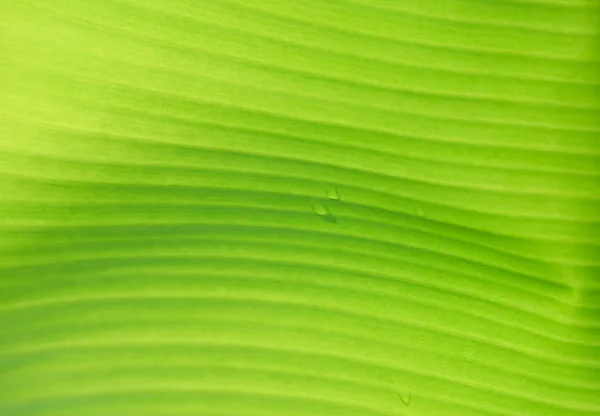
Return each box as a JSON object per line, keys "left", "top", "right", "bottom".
{"left": 1, "top": 1, "right": 599, "bottom": 415}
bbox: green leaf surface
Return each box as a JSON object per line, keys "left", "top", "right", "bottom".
{"left": 1, "top": 1, "right": 599, "bottom": 415}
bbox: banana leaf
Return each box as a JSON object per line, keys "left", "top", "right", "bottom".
{"left": 1, "top": 1, "right": 599, "bottom": 415}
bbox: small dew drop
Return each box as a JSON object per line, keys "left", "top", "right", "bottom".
{"left": 397, "top": 390, "right": 411, "bottom": 406}
{"left": 463, "top": 339, "right": 477, "bottom": 362}
{"left": 311, "top": 202, "right": 337, "bottom": 223}
{"left": 312, "top": 203, "right": 329, "bottom": 216}
{"left": 326, "top": 187, "right": 340, "bottom": 201}
{"left": 416, "top": 203, "right": 425, "bottom": 217}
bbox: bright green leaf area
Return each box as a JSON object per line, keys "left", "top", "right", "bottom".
{"left": 1, "top": 0, "right": 600, "bottom": 415}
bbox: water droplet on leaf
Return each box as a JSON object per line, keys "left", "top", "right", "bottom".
{"left": 416, "top": 204, "right": 425, "bottom": 217}
{"left": 397, "top": 390, "right": 411, "bottom": 406}
{"left": 463, "top": 339, "right": 477, "bottom": 362}
{"left": 311, "top": 202, "right": 337, "bottom": 223}
{"left": 326, "top": 187, "right": 340, "bottom": 201}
